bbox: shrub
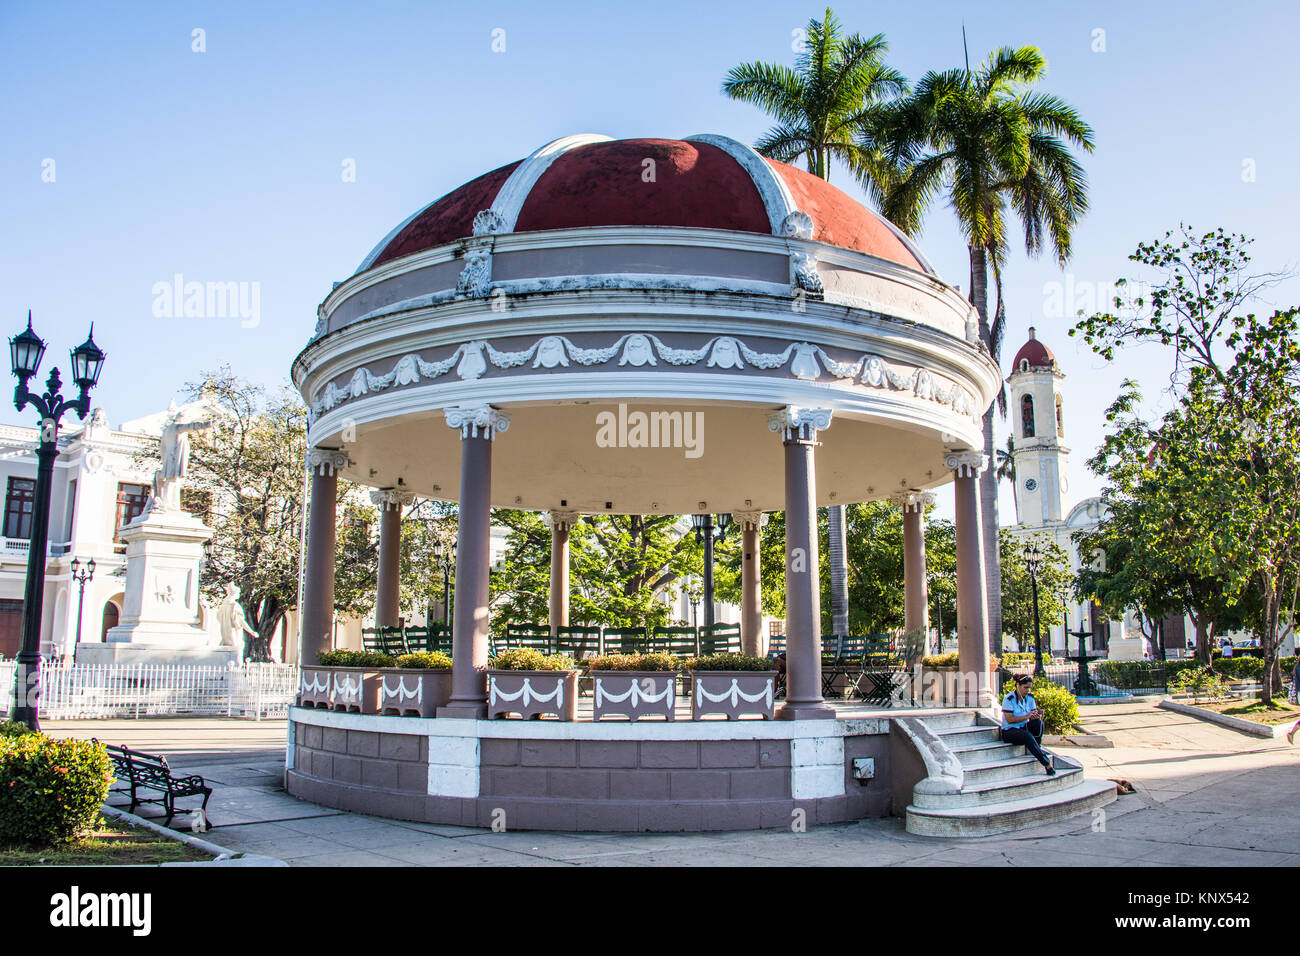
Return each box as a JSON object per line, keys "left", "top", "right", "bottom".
{"left": 922, "top": 652, "right": 960, "bottom": 668}
{"left": 0, "top": 720, "right": 33, "bottom": 739}
{"left": 488, "top": 648, "right": 576, "bottom": 671}
{"left": 1000, "top": 652, "right": 1054, "bottom": 666}
{"left": 1000, "top": 676, "right": 1079, "bottom": 735}
{"left": 588, "top": 653, "right": 679, "bottom": 672}
{"left": 1212, "top": 656, "right": 1264, "bottom": 681}
{"left": 683, "top": 653, "right": 773, "bottom": 672}
{"left": 1170, "top": 666, "right": 1228, "bottom": 700}
{"left": 0, "top": 732, "right": 113, "bottom": 848}
{"left": 316, "top": 650, "right": 394, "bottom": 668}
{"left": 394, "top": 652, "right": 452, "bottom": 669}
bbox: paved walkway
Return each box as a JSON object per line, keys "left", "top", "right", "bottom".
{"left": 44, "top": 701, "right": 1300, "bottom": 866}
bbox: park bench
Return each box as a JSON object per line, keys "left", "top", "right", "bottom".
{"left": 650, "top": 625, "right": 699, "bottom": 657}
{"left": 503, "top": 623, "right": 552, "bottom": 654}
{"left": 698, "top": 622, "right": 741, "bottom": 656}
{"left": 362, "top": 625, "right": 407, "bottom": 655}
{"left": 601, "top": 627, "right": 649, "bottom": 655}
{"left": 100, "top": 742, "right": 212, "bottom": 826}
{"left": 555, "top": 625, "right": 602, "bottom": 660}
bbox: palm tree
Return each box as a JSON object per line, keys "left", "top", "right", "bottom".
{"left": 996, "top": 434, "right": 1019, "bottom": 524}
{"left": 723, "top": 8, "right": 905, "bottom": 636}
{"left": 872, "top": 45, "right": 1094, "bottom": 654}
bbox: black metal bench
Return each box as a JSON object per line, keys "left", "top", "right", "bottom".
{"left": 100, "top": 742, "right": 212, "bottom": 826}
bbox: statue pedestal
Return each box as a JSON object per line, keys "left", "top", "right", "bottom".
{"left": 83, "top": 508, "right": 227, "bottom": 667}
{"left": 1106, "top": 637, "right": 1148, "bottom": 662}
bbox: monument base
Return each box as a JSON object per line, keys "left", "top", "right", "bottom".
{"left": 1106, "top": 637, "right": 1148, "bottom": 662}
{"left": 74, "top": 642, "right": 238, "bottom": 668}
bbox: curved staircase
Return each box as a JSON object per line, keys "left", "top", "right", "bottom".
{"left": 902, "top": 710, "right": 1117, "bottom": 838}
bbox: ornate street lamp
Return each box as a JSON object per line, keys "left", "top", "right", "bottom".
{"left": 691, "top": 512, "right": 731, "bottom": 630}
{"left": 9, "top": 313, "right": 105, "bottom": 729}
{"left": 1022, "top": 540, "right": 1045, "bottom": 677}
{"left": 69, "top": 556, "right": 96, "bottom": 651}
{"left": 433, "top": 539, "right": 455, "bottom": 628}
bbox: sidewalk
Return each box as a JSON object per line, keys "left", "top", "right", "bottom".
{"left": 44, "top": 701, "right": 1300, "bottom": 866}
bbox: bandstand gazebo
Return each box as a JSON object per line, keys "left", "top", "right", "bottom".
{"left": 284, "top": 134, "right": 1098, "bottom": 834}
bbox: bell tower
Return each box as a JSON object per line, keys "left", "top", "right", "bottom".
{"left": 1006, "top": 327, "right": 1069, "bottom": 526}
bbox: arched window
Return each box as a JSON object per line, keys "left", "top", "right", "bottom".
{"left": 1021, "top": 395, "right": 1036, "bottom": 438}
{"left": 1056, "top": 394, "right": 1064, "bottom": 436}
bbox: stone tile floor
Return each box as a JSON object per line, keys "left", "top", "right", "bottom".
{"left": 43, "top": 701, "right": 1300, "bottom": 866}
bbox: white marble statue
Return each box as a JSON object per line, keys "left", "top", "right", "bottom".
{"left": 217, "top": 583, "right": 258, "bottom": 662}
{"left": 145, "top": 403, "right": 214, "bottom": 515}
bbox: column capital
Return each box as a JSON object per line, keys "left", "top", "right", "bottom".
{"left": 943, "top": 450, "right": 988, "bottom": 478}
{"left": 307, "top": 448, "right": 350, "bottom": 476}
{"left": 732, "top": 509, "right": 768, "bottom": 531}
{"left": 544, "top": 508, "right": 580, "bottom": 532}
{"left": 766, "top": 406, "right": 832, "bottom": 442}
{"left": 370, "top": 488, "right": 415, "bottom": 511}
{"left": 891, "top": 491, "right": 937, "bottom": 514}
{"left": 445, "top": 404, "right": 511, "bottom": 440}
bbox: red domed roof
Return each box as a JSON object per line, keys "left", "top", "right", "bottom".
{"left": 1011, "top": 328, "right": 1057, "bottom": 371}
{"left": 360, "top": 135, "right": 928, "bottom": 273}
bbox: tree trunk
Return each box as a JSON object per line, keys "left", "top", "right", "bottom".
{"left": 1191, "top": 612, "right": 1210, "bottom": 667}
{"left": 969, "top": 245, "right": 1003, "bottom": 657}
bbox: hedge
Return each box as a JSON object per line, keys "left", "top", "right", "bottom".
{"left": 0, "top": 728, "right": 113, "bottom": 848}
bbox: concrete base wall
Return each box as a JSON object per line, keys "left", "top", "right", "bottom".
{"left": 286, "top": 708, "right": 895, "bottom": 832}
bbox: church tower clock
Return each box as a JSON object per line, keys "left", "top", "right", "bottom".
{"left": 1006, "top": 327, "right": 1070, "bottom": 525}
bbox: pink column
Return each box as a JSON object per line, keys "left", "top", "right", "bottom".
{"left": 300, "top": 449, "right": 348, "bottom": 665}
{"left": 733, "top": 510, "right": 766, "bottom": 657}
{"left": 372, "top": 489, "right": 409, "bottom": 630}
{"left": 546, "top": 509, "right": 577, "bottom": 635}
{"left": 946, "top": 452, "right": 993, "bottom": 708}
{"left": 439, "top": 406, "right": 510, "bottom": 720}
{"left": 769, "top": 408, "right": 836, "bottom": 721}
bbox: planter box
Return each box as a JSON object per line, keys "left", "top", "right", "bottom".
{"left": 919, "top": 667, "right": 961, "bottom": 707}
{"left": 690, "top": 671, "right": 777, "bottom": 720}
{"left": 331, "top": 668, "right": 383, "bottom": 714}
{"left": 592, "top": 671, "right": 677, "bottom": 721}
{"left": 379, "top": 668, "right": 453, "bottom": 717}
{"left": 487, "top": 670, "right": 579, "bottom": 720}
{"left": 298, "top": 666, "right": 333, "bottom": 709}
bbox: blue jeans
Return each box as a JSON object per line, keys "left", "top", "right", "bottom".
{"left": 1002, "top": 718, "right": 1051, "bottom": 767}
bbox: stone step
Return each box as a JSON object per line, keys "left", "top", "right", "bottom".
{"left": 911, "top": 763, "right": 1083, "bottom": 809}
{"left": 906, "top": 779, "right": 1118, "bottom": 837}
{"left": 933, "top": 725, "right": 1001, "bottom": 746}
{"left": 959, "top": 754, "right": 1044, "bottom": 785}
{"left": 947, "top": 740, "right": 1023, "bottom": 766}
{"left": 913, "top": 710, "right": 981, "bottom": 731}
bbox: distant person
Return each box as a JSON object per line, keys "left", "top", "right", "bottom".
{"left": 1287, "top": 659, "right": 1300, "bottom": 745}
{"left": 1001, "top": 674, "right": 1055, "bottom": 775}
{"left": 1221, "top": 638, "right": 1234, "bottom": 659}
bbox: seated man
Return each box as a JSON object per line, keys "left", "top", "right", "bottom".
{"left": 1001, "top": 674, "right": 1055, "bottom": 775}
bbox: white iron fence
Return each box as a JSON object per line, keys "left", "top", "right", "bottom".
{"left": 0, "top": 662, "right": 299, "bottom": 720}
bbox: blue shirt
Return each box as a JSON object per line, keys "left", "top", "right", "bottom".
{"left": 1002, "top": 691, "right": 1037, "bottom": 729}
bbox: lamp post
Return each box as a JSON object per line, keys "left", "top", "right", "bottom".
{"left": 69, "top": 556, "right": 96, "bottom": 650}
{"left": 434, "top": 539, "right": 455, "bottom": 628}
{"left": 1022, "top": 540, "right": 1045, "bottom": 677}
{"left": 9, "top": 312, "right": 106, "bottom": 730}
{"left": 691, "top": 512, "right": 731, "bottom": 630}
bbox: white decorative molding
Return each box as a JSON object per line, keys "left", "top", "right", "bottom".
{"left": 381, "top": 675, "right": 422, "bottom": 707}
{"left": 693, "top": 676, "right": 774, "bottom": 708}
{"left": 309, "top": 331, "right": 976, "bottom": 424}
{"left": 731, "top": 510, "right": 767, "bottom": 531}
{"left": 781, "top": 210, "right": 815, "bottom": 239}
{"left": 791, "top": 251, "right": 824, "bottom": 294}
{"left": 472, "top": 209, "right": 506, "bottom": 236}
{"left": 943, "top": 451, "right": 988, "bottom": 478}
{"left": 308, "top": 448, "right": 349, "bottom": 476}
{"left": 454, "top": 246, "right": 493, "bottom": 298}
{"left": 489, "top": 675, "right": 564, "bottom": 709}
{"left": 767, "top": 406, "right": 833, "bottom": 441}
{"left": 544, "top": 508, "right": 580, "bottom": 532}
{"left": 444, "top": 405, "right": 511, "bottom": 441}
{"left": 370, "top": 488, "right": 414, "bottom": 511}
{"left": 892, "top": 491, "right": 937, "bottom": 513}
{"left": 683, "top": 134, "right": 798, "bottom": 232}
{"left": 594, "top": 677, "right": 674, "bottom": 708}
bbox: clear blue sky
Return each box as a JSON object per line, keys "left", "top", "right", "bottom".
{"left": 2, "top": 0, "right": 1296, "bottom": 524}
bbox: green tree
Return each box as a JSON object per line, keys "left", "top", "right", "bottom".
{"left": 999, "top": 529, "right": 1072, "bottom": 654}
{"left": 721, "top": 8, "right": 905, "bottom": 185}
{"left": 876, "top": 45, "right": 1095, "bottom": 653}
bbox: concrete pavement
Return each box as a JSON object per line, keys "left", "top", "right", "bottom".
{"left": 43, "top": 701, "right": 1300, "bottom": 866}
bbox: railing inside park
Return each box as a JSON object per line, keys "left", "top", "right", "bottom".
{"left": 1033, "top": 659, "right": 1169, "bottom": 698}
{"left": 0, "top": 661, "right": 299, "bottom": 720}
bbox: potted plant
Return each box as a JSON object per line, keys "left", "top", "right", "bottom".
{"left": 589, "top": 653, "right": 679, "bottom": 721}
{"left": 919, "top": 652, "right": 961, "bottom": 706}
{"left": 380, "top": 652, "right": 454, "bottom": 717}
{"left": 685, "top": 653, "right": 778, "bottom": 720}
{"left": 487, "top": 648, "right": 579, "bottom": 720}
{"left": 317, "top": 650, "right": 391, "bottom": 714}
